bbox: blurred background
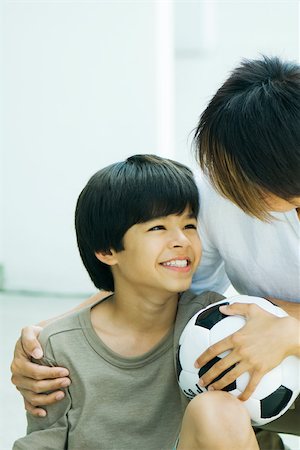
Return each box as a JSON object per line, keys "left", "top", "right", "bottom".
{"left": 1, "top": 1, "right": 299, "bottom": 448}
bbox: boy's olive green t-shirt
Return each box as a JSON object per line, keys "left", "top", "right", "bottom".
{"left": 13, "top": 290, "right": 223, "bottom": 450}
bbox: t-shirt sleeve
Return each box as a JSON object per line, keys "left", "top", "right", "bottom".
{"left": 191, "top": 236, "right": 231, "bottom": 295}
{"left": 13, "top": 338, "right": 71, "bottom": 450}
{"left": 191, "top": 177, "right": 231, "bottom": 295}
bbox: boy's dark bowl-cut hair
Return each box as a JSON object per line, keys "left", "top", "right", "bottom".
{"left": 194, "top": 55, "right": 300, "bottom": 220}
{"left": 75, "top": 154, "right": 199, "bottom": 292}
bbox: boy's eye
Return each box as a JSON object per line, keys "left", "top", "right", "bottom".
{"left": 184, "top": 223, "right": 197, "bottom": 229}
{"left": 148, "top": 225, "right": 166, "bottom": 231}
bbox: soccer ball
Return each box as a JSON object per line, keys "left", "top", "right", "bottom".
{"left": 176, "top": 295, "right": 300, "bottom": 426}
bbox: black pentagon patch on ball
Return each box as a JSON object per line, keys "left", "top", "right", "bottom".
{"left": 176, "top": 346, "right": 182, "bottom": 380}
{"left": 195, "top": 302, "right": 229, "bottom": 330}
{"left": 198, "top": 356, "right": 237, "bottom": 392}
{"left": 261, "top": 385, "right": 293, "bottom": 418}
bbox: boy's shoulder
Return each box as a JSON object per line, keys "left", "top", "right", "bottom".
{"left": 39, "top": 295, "right": 109, "bottom": 344}
{"left": 179, "top": 289, "right": 224, "bottom": 308}
{"left": 41, "top": 311, "right": 82, "bottom": 338}
{"left": 174, "top": 290, "right": 225, "bottom": 343}
{"left": 38, "top": 305, "right": 92, "bottom": 356}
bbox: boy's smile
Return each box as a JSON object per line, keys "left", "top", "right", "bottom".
{"left": 160, "top": 257, "right": 192, "bottom": 272}
{"left": 109, "top": 207, "right": 201, "bottom": 297}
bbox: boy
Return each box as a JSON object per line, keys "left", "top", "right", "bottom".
{"left": 13, "top": 154, "right": 259, "bottom": 450}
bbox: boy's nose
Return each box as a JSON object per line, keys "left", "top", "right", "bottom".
{"left": 168, "top": 230, "right": 190, "bottom": 248}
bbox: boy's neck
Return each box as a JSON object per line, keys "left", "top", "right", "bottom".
{"left": 115, "top": 289, "right": 179, "bottom": 328}
{"left": 91, "top": 289, "right": 180, "bottom": 357}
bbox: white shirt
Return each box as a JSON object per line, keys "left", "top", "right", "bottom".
{"left": 191, "top": 176, "right": 300, "bottom": 302}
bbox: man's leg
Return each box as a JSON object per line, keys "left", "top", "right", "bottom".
{"left": 253, "top": 394, "right": 300, "bottom": 450}
{"left": 260, "top": 394, "right": 300, "bottom": 436}
{"left": 177, "top": 391, "right": 259, "bottom": 450}
{"left": 254, "top": 429, "right": 285, "bottom": 450}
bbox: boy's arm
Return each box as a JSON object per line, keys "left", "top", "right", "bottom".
{"left": 14, "top": 390, "right": 71, "bottom": 450}
{"left": 11, "top": 290, "right": 110, "bottom": 417}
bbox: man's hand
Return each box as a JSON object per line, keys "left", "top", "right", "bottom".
{"left": 11, "top": 326, "right": 70, "bottom": 417}
{"left": 194, "top": 302, "right": 300, "bottom": 401}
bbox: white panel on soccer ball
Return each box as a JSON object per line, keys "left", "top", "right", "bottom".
{"left": 217, "top": 349, "right": 231, "bottom": 358}
{"left": 251, "top": 365, "right": 282, "bottom": 399}
{"left": 180, "top": 327, "right": 210, "bottom": 373}
{"left": 280, "top": 356, "right": 300, "bottom": 391}
{"left": 190, "top": 325, "right": 211, "bottom": 357}
{"left": 209, "top": 315, "right": 245, "bottom": 352}
{"left": 179, "top": 370, "right": 204, "bottom": 398}
{"left": 228, "top": 295, "right": 287, "bottom": 318}
{"left": 242, "top": 396, "right": 262, "bottom": 426}
{"left": 236, "top": 371, "right": 251, "bottom": 393}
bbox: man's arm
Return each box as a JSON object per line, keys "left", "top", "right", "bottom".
{"left": 11, "top": 290, "right": 110, "bottom": 417}
{"left": 266, "top": 296, "right": 300, "bottom": 320}
{"left": 24, "top": 291, "right": 106, "bottom": 353}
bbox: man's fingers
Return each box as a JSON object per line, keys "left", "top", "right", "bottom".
{"left": 238, "top": 371, "right": 263, "bottom": 401}
{"left": 24, "top": 399, "right": 47, "bottom": 417}
{"left": 21, "top": 326, "right": 44, "bottom": 358}
{"left": 21, "top": 388, "right": 67, "bottom": 418}
{"left": 20, "top": 388, "right": 66, "bottom": 407}
{"left": 198, "top": 354, "right": 240, "bottom": 388}
{"left": 12, "top": 374, "right": 71, "bottom": 393}
{"left": 11, "top": 360, "right": 69, "bottom": 384}
{"left": 219, "top": 302, "right": 251, "bottom": 318}
{"left": 195, "top": 337, "right": 232, "bottom": 369}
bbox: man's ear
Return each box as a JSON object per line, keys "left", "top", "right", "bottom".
{"left": 95, "top": 249, "right": 118, "bottom": 266}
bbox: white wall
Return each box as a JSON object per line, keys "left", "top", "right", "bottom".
{"left": 2, "top": 1, "right": 158, "bottom": 294}
{"left": 0, "top": 0, "right": 4, "bottom": 278}
{"left": 174, "top": 1, "right": 300, "bottom": 172}
{"left": 1, "top": 1, "right": 299, "bottom": 295}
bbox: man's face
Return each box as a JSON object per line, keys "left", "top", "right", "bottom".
{"left": 111, "top": 207, "right": 202, "bottom": 297}
{"left": 264, "top": 193, "right": 300, "bottom": 213}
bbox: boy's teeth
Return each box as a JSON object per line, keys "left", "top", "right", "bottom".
{"left": 163, "top": 259, "right": 188, "bottom": 267}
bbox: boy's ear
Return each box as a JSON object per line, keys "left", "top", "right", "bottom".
{"left": 95, "top": 249, "right": 118, "bottom": 266}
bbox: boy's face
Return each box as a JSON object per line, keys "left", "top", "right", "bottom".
{"left": 111, "top": 207, "right": 201, "bottom": 296}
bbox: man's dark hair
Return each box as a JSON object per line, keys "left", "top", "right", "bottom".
{"left": 75, "top": 154, "right": 199, "bottom": 291}
{"left": 194, "top": 55, "right": 300, "bottom": 219}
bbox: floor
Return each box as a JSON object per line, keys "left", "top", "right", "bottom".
{"left": 1, "top": 292, "right": 299, "bottom": 450}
